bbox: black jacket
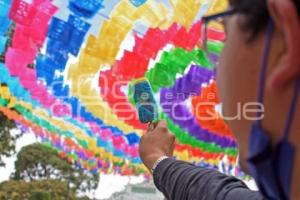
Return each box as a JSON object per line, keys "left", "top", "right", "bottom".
{"left": 153, "top": 158, "right": 266, "bottom": 200}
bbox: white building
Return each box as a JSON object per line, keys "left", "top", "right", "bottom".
{"left": 107, "top": 181, "right": 164, "bottom": 200}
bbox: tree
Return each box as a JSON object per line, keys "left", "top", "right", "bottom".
{"left": 0, "top": 113, "right": 20, "bottom": 167}
{"left": 12, "top": 143, "right": 99, "bottom": 195}
{"left": 0, "top": 179, "right": 78, "bottom": 200}
{"left": 29, "top": 190, "right": 51, "bottom": 200}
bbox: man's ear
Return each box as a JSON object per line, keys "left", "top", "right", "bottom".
{"left": 267, "top": 0, "right": 300, "bottom": 91}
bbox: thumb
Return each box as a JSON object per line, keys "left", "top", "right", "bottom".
{"left": 155, "top": 120, "right": 167, "bottom": 128}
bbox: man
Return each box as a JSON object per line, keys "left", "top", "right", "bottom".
{"left": 139, "top": 0, "right": 300, "bottom": 199}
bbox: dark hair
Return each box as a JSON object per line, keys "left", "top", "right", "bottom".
{"left": 230, "top": 0, "right": 300, "bottom": 39}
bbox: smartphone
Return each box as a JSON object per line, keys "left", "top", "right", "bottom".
{"left": 132, "top": 78, "right": 158, "bottom": 124}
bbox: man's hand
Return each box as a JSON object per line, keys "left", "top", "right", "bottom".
{"left": 139, "top": 121, "right": 176, "bottom": 171}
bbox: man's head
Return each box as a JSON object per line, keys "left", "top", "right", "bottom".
{"left": 217, "top": 0, "right": 300, "bottom": 177}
